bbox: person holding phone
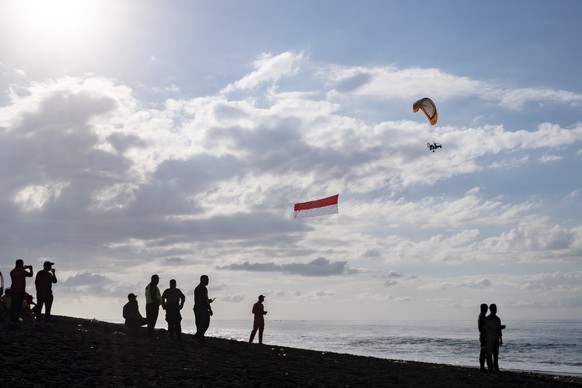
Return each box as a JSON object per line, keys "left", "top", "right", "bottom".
{"left": 9, "top": 259, "right": 33, "bottom": 323}
{"left": 35, "top": 261, "right": 58, "bottom": 324}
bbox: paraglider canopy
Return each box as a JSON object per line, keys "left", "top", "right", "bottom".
{"left": 413, "top": 97, "right": 438, "bottom": 125}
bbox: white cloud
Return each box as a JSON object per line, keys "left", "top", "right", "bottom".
{"left": 325, "top": 64, "right": 582, "bottom": 109}
{"left": 221, "top": 51, "right": 305, "bottom": 94}
{"left": 13, "top": 181, "right": 69, "bottom": 211}
{"left": 538, "top": 154, "right": 562, "bottom": 163}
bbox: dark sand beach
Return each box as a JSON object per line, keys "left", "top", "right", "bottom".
{"left": 1, "top": 315, "right": 581, "bottom": 387}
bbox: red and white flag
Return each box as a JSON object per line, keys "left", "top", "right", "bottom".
{"left": 294, "top": 194, "right": 339, "bottom": 219}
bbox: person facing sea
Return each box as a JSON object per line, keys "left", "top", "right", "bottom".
{"left": 145, "top": 274, "right": 162, "bottom": 338}
{"left": 249, "top": 294, "right": 268, "bottom": 344}
{"left": 161, "top": 279, "right": 186, "bottom": 341}
{"left": 193, "top": 275, "right": 214, "bottom": 343}
{"left": 477, "top": 303, "right": 489, "bottom": 372}
{"left": 35, "top": 260, "right": 58, "bottom": 324}
{"left": 486, "top": 303, "right": 505, "bottom": 372}
{"left": 10, "top": 259, "right": 33, "bottom": 324}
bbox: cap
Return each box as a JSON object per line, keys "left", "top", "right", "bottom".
{"left": 151, "top": 274, "right": 160, "bottom": 280}
{"left": 259, "top": 294, "right": 265, "bottom": 299}
{"left": 43, "top": 261, "right": 55, "bottom": 267}
{"left": 128, "top": 293, "right": 137, "bottom": 300}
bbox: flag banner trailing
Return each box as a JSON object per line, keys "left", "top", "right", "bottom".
{"left": 294, "top": 194, "right": 339, "bottom": 219}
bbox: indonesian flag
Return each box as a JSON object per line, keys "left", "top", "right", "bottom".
{"left": 294, "top": 194, "right": 339, "bottom": 219}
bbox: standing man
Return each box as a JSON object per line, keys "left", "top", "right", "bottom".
{"left": 35, "top": 261, "right": 58, "bottom": 324}
{"left": 145, "top": 274, "right": 162, "bottom": 338}
{"left": 193, "top": 275, "right": 214, "bottom": 342}
{"left": 10, "top": 259, "right": 33, "bottom": 323}
{"left": 161, "top": 279, "right": 186, "bottom": 341}
{"left": 249, "top": 294, "right": 268, "bottom": 344}
{"left": 477, "top": 304, "right": 489, "bottom": 372}
{"left": 486, "top": 304, "right": 505, "bottom": 372}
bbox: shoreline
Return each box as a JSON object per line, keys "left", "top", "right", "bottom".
{"left": 200, "top": 318, "right": 582, "bottom": 378}
{"left": 2, "top": 315, "right": 581, "bottom": 387}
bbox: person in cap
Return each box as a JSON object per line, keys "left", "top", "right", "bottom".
{"left": 9, "top": 259, "right": 33, "bottom": 323}
{"left": 249, "top": 294, "right": 268, "bottom": 344}
{"left": 35, "top": 261, "right": 58, "bottom": 324}
{"left": 123, "top": 293, "right": 147, "bottom": 336}
{"left": 161, "top": 279, "right": 186, "bottom": 341}
{"left": 145, "top": 274, "right": 162, "bottom": 338}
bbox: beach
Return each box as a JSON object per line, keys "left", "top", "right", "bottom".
{"left": 1, "top": 316, "right": 581, "bottom": 388}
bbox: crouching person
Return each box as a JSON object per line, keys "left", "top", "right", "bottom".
{"left": 123, "top": 293, "right": 147, "bottom": 336}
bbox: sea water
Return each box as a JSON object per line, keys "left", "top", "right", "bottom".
{"left": 182, "top": 319, "right": 582, "bottom": 376}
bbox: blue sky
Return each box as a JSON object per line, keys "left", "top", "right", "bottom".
{"left": 0, "top": 0, "right": 581, "bottom": 323}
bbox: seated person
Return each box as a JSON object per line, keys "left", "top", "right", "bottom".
{"left": 21, "top": 293, "right": 37, "bottom": 320}
{"left": 123, "top": 293, "right": 147, "bottom": 336}
{"left": 0, "top": 289, "right": 9, "bottom": 321}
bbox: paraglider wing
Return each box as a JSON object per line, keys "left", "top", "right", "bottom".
{"left": 413, "top": 97, "right": 438, "bottom": 125}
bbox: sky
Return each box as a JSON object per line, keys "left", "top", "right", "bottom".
{"left": 0, "top": 0, "right": 581, "bottom": 323}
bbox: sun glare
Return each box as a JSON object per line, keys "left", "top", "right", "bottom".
{"left": 6, "top": 0, "right": 104, "bottom": 51}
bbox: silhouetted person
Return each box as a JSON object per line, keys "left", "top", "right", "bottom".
{"left": 249, "top": 295, "right": 268, "bottom": 344}
{"left": 478, "top": 303, "right": 489, "bottom": 372}
{"left": 0, "top": 289, "right": 5, "bottom": 321}
{"left": 486, "top": 304, "right": 505, "bottom": 372}
{"left": 10, "top": 259, "right": 33, "bottom": 323}
{"left": 193, "top": 275, "right": 214, "bottom": 342}
{"left": 123, "top": 293, "right": 147, "bottom": 336}
{"left": 162, "top": 279, "right": 186, "bottom": 341}
{"left": 35, "top": 261, "right": 58, "bottom": 324}
{"left": 145, "top": 274, "right": 162, "bottom": 338}
{"left": 1, "top": 289, "right": 12, "bottom": 321}
{"left": 21, "top": 293, "right": 36, "bottom": 320}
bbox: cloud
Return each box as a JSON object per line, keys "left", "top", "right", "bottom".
{"left": 538, "top": 154, "right": 562, "bottom": 163}
{"left": 499, "top": 88, "right": 582, "bottom": 109}
{"left": 61, "top": 273, "right": 112, "bottom": 287}
{"left": 481, "top": 221, "right": 579, "bottom": 256}
{"left": 218, "top": 257, "right": 351, "bottom": 277}
{"left": 221, "top": 295, "right": 244, "bottom": 303}
{"left": 325, "top": 65, "right": 582, "bottom": 109}
{"left": 162, "top": 257, "right": 186, "bottom": 266}
{"left": 421, "top": 278, "right": 493, "bottom": 290}
{"left": 221, "top": 51, "right": 305, "bottom": 94}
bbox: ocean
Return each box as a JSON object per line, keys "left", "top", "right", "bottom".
{"left": 181, "top": 319, "right": 582, "bottom": 376}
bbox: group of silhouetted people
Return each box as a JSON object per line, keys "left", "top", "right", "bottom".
{"left": 124, "top": 274, "right": 193, "bottom": 341}
{"left": 0, "top": 259, "right": 58, "bottom": 326}
{"left": 478, "top": 303, "right": 505, "bottom": 372}
{"left": 2, "top": 259, "right": 513, "bottom": 367}
{"left": 123, "top": 274, "right": 269, "bottom": 345}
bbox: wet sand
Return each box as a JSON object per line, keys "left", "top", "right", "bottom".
{"left": 1, "top": 315, "right": 581, "bottom": 387}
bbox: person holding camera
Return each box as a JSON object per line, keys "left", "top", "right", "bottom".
{"left": 35, "top": 261, "right": 58, "bottom": 324}
{"left": 9, "top": 259, "right": 34, "bottom": 323}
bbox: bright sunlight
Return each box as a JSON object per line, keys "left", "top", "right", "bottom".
{"left": 3, "top": 0, "right": 105, "bottom": 52}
